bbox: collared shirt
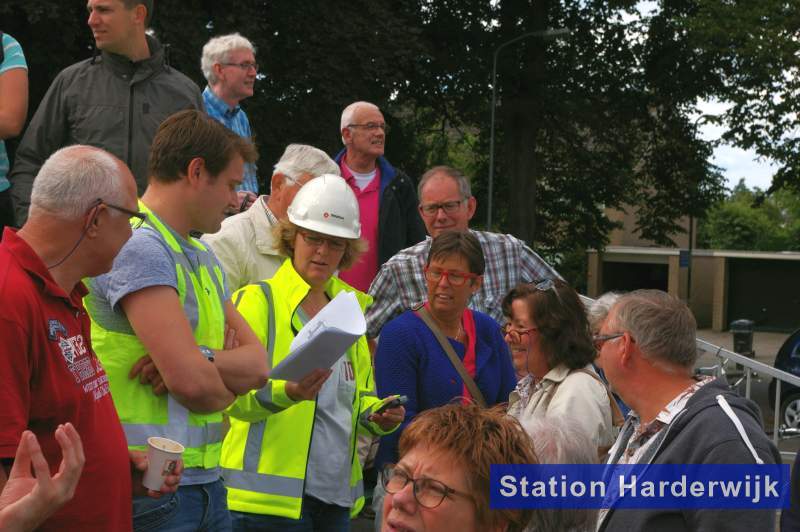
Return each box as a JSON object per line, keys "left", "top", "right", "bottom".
{"left": 613, "top": 375, "right": 715, "bottom": 466}
{"left": 339, "top": 156, "right": 381, "bottom": 292}
{"left": 203, "top": 86, "right": 258, "bottom": 193}
{"left": 365, "top": 230, "right": 561, "bottom": 337}
{"left": 201, "top": 195, "right": 283, "bottom": 291}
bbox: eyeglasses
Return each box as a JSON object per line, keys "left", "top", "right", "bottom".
{"left": 222, "top": 61, "right": 258, "bottom": 71}
{"left": 298, "top": 230, "right": 347, "bottom": 251}
{"left": 382, "top": 464, "right": 471, "bottom": 509}
{"left": 502, "top": 323, "right": 538, "bottom": 344}
{"left": 347, "top": 122, "right": 388, "bottom": 133}
{"left": 92, "top": 199, "right": 147, "bottom": 224}
{"left": 532, "top": 278, "right": 563, "bottom": 305}
{"left": 423, "top": 265, "right": 479, "bottom": 287}
{"left": 593, "top": 333, "right": 624, "bottom": 351}
{"left": 418, "top": 199, "right": 467, "bottom": 217}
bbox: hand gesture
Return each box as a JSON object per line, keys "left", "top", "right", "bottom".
{"left": 0, "top": 423, "right": 85, "bottom": 531}
{"left": 369, "top": 406, "right": 406, "bottom": 431}
{"left": 284, "top": 368, "right": 332, "bottom": 401}
{"left": 129, "top": 355, "right": 167, "bottom": 396}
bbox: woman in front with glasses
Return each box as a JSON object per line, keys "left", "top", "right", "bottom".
{"left": 373, "top": 230, "right": 516, "bottom": 525}
{"left": 380, "top": 402, "right": 537, "bottom": 532}
{"left": 503, "top": 280, "right": 618, "bottom": 456}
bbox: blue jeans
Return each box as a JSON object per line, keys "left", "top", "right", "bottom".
{"left": 133, "top": 479, "right": 232, "bottom": 532}
{"left": 231, "top": 496, "right": 350, "bottom": 532}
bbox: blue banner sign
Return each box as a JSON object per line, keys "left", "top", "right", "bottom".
{"left": 490, "top": 464, "right": 790, "bottom": 509}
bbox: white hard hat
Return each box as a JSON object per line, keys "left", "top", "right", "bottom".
{"left": 287, "top": 174, "right": 361, "bottom": 239}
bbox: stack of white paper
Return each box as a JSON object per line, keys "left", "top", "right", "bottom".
{"left": 269, "top": 291, "right": 366, "bottom": 381}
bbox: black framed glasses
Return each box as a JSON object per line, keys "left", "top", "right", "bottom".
{"left": 418, "top": 199, "right": 466, "bottom": 217}
{"left": 423, "top": 265, "right": 479, "bottom": 287}
{"left": 347, "top": 122, "right": 388, "bottom": 133}
{"left": 593, "top": 333, "right": 624, "bottom": 351}
{"left": 381, "top": 464, "right": 471, "bottom": 509}
{"left": 222, "top": 61, "right": 258, "bottom": 71}
{"left": 298, "top": 230, "right": 347, "bottom": 251}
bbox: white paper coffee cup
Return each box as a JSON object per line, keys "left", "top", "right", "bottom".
{"left": 143, "top": 436, "right": 185, "bottom": 491}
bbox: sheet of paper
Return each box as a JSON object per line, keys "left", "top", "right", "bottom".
{"left": 270, "top": 291, "right": 366, "bottom": 381}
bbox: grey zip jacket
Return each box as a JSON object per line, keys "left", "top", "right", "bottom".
{"left": 599, "top": 377, "right": 781, "bottom": 532}
{"left": 9, "top": 35, "right": 203, "bottom": 225}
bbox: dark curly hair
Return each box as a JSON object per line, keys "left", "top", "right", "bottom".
{"left": 501, "top": 280, "right": 595, "bottom": 370}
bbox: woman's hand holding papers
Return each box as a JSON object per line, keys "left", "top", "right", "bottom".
{"left": 285, "top": 368, "right": 332, "bottom": 401}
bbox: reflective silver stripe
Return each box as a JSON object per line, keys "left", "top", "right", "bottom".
{"left": 257, "top": 281, "right": 276, "bottom": 367}
{"left": 254, "top": 382, "right": 284, "bottom": 413}
{"left": 122, "top": 396, "right": 223, "bottom": 447}
{"left": 243, "top": 421, "right": 266, "bottom": 471}
{"left": 351, "top": 480, "right": 364, "bottom": 501}
{"left": 222, "top": 468, "right": 304, "bottom": 498}
{"left": 233, "top": 290, "right": 246, "bottom": 308}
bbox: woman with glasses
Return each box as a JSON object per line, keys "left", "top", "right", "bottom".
{"left": 503, "top": 280, "right": 618, "bottom": 456}
{"left": 380, "top": 402, "right": 537, "bottom": 532}
{"left": 373, "top": 230, "right": 516, "bottom": 525}
{"left": 220, "top": 175, "right": 404, "bottom": 531}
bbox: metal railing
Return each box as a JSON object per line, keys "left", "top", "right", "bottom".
{"left": 695, "top": 337, "right": 800, "bottom": 459}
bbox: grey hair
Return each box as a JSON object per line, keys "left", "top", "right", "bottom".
{"left": 273, "top": 144, "right": 339, "bottom": 183}
{"left": 201, "top": 33, "right": 256, "bottom": 85}
{"left": 29, "top": 146, "right": 127, "bottom": 220}
{"left": 610, "top": 289, "right": 697, "bottom": 368}
{"left": 520, "top": 416, "right": 598, "bottom": 532}
{"left": 418, "top": 165, "right": 472, "bottom": 200}
{"left": 340, "top": 101, "right": 380, "bottom": 144}
{"left": 587, "top": 292, "right": 622, "bottom": 333}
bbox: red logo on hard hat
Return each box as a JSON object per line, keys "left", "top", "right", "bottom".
{"left": 323, "top": 212, "right": 330, "bottom": 218}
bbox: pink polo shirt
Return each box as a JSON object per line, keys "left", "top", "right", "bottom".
{"left": 339, "top": 158, "right": 380, "bottom": 292}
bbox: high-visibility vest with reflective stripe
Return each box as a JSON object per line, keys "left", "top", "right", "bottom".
{"left": 86, "top": 201, "right": 226, "bottom": 469}
{"left": 221, "top": 259, "right": 387, "bottom": 519}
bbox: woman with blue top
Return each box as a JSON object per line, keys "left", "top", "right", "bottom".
{"left": 372, "top": 230, "right": 517, "bottom": 525}
{"left": 0, "top": 31, "right": 28, "bottom": 234}
{"left": 220, "top": 174, "right": 404, "bottom": 532}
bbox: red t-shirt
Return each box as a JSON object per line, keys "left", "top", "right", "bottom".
{"left": 339, "top": 157, "right": 381, "bottom": 292}
{"left": 0, "top": 228, "right": 132, "bottom": 531}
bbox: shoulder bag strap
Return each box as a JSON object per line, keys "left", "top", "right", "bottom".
{"left": 415, "top": 306, "right": 488, "bottom": 408}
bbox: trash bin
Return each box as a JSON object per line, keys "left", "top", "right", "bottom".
{"left": 730, "top": 319, "right": 755, "bottom": 357}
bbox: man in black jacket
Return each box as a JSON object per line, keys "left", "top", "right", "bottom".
{"left": 9, "top": 0, "right": 203, "bottom": 225}
{"left": 596, "top": 289, "right": 781, "bottom": 532}
{"left": 333, "top": 101, "right": 426, "bottom": 292}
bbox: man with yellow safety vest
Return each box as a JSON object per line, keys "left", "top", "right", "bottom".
{"left": 221, "top": 175, "right": 405, "bottom": 531}
{"left": 85, "top": 110, "right": 269, "bottom": 532}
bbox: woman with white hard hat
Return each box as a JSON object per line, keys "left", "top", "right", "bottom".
{"left": 219, "top": 174, "right": 404, "bottom": 531}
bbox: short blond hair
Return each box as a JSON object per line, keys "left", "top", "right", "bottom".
{"left": 273, "top": 219, "right": 367, "bottom": 272}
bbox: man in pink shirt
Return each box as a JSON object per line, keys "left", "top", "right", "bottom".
{"left": 333, "top": 101, "right": 426, "bottom": 292}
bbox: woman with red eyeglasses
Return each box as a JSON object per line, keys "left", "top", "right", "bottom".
{"left": 502, "top": 280, "right": 621, "bottom": 458}
{"left": 372, "top": 230, "right": 516, "bottom": 527}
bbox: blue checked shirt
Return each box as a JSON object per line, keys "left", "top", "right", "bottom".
{"left": 365, "top": 229, "right": 562, "bottom": 337}
{"left": 203, "top": 86, "right": 259, "bottom": 193}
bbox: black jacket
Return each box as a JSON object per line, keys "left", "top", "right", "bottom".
{"left": 333, "top": 150, "right": 426, "bottom": 266}
{"left": 600, "top": 378, "right": 781, "bottom": 532}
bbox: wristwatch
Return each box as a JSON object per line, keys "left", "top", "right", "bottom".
{"left": 199, "top": 345, "right": 215, "bottom": 362}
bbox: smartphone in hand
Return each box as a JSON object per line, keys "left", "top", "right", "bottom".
{"left": 374, "top": 395, "right": 408, "bottom": 415}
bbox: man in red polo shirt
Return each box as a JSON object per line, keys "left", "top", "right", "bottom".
{"left": 0, "top": 145, "right": 178, "bottom": 531}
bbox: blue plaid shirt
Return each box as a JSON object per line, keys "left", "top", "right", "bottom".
{"left": 203, "top": 86, "right": 259, "bottom": 193}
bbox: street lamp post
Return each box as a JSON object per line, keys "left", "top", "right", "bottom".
{"left": 487, "top": 27, "right": 570, "bottom": 230}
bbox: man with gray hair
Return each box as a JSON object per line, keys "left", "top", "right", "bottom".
{"left": 0, "top": 145, "right": 179, "bottom": 530}
{"left": 202, "top": 143, "right": 339, "bottom": 290}
{"left": 366, "top": 165, "right": 560, "bottom": 337}
{"left": 333, "top": 101, "right": 426, "bottom": 292}
{"left": 201, "top": 33, "right": 260, "bottom": 205}
{"left": 596, "top": 289, "right": 780, "bottom": 531}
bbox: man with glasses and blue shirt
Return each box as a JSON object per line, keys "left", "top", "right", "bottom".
{"left": 201, "top": 33, "right": 260, "bottom": 210}
{"left": 366, "top": 165, "right": 561, "bottom": 338}
{"left": 333, "top": 101, "right": 426, "bottom": 292}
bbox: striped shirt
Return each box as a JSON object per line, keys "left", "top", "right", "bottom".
{"left": 203, "top": 86, "right": 258, "bottom": 193}
{"left": 365, "top": 230, "right": 561, "bottom": 337}
{"left": 0, "top": 33, "right": 27, "bottom": 192}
